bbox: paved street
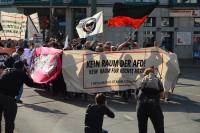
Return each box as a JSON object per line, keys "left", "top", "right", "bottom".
{"left": 2, "top": 68, "right": 200, "bottom": 133}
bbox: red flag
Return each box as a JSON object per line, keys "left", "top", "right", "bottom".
{"left": 108, "top": 15, "right": 148, "bottom": 29}
{"left": 107, "top": 3, "right": 157, "bottom": 28}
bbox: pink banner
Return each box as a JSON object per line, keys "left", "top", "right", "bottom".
{"left": 31, "top": 47, "right": 62, "bottom": 83}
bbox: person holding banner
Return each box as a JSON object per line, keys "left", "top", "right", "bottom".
{"left": 0, "top": 61, "right": 45, "bottom": 133}
{"left": 12, "top": 47, "right": 25, "bottom": 103}
{"left": 136, "top": 67, "right": 165, "bottom": 133}
{"left": 84, "top": 93, "right": 115, "bottom": 133}
{"left": 103, "top": 41, "right": 112, "bottom": 51}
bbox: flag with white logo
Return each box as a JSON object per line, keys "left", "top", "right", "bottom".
{"left": 76, "top": 11, "right": 103, "bottom": 38}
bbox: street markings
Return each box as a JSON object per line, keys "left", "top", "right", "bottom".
{"left": 123, "top": 114, "right": 134, "bottom": 121}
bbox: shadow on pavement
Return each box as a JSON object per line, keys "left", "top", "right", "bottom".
{"left": 176, "top": 82, "right": 200, "bottom": 87}
{"left": 18, "top": 90, "right": 67, "bottom": 114}
{"left": 32, "top": 89, "right": 200, "bottom": 114}
{"left": 33, "top": 89, "right": 137, "bottom": 112}
{"left": 192, "top": 119, "right": 200, "bottom": 122}
{"left": 161, "top": 93, "right": 200, "bottom": 113}
{"left": 179, "top": 68, "right": 200, "bottom": 81}
{"left": 19, "top": 102, "right": 67, "bottom": 115}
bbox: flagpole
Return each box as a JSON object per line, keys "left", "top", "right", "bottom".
{"left": 129, "top": 27, "right": 137, "bottom": 41}
{"left": 91, "top": 0, "right": 97, "bottom": 41}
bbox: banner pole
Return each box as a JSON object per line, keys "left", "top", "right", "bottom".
{"left": 156, "top": 68, "right": 162, "bottom": 79}
{"left": 2, "top": 30, "right": 6, "bottom": 40}
{"left": 0, "top": 14, "right": 6, "bottom": 40}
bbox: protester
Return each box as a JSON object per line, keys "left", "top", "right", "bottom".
{"left": 0, "top": 60, "right": 45, "bottom": 133}
{"left": 136, "top": 67, "right": 165, "bottom": 133}
{"left": 4, "top": 39, "right": 12, "bottom": 48}
{"left": 117, "top": 37, "right": 134, "bottom": 51}
{"left": 117, "top": 38, "right": 136, "bottom": 101}
{"left": 12, "top": 47, "right": 25, "bottom": 103}
{"left": 103, "top": 41, "right": 112, "bottom": 51}
{"left": 95, "top": 43, "right": 104, "bottom": 52}
{"left": 12, "top": 47, "right": 24, "bottom": 61}
{"left": 111, "top": 46, "right": 117, "bottom": 51}
{"left": 84, "top": 93, "right": 115, "bottom": 133}
{"left": 2, "top": 56, "right": 15, "bottom": 69}
{"left": 71, "top": 38, "right": 79, "bottom": 50}
{"left": 154, "top": 41, "right": 160, "bottom": 47}
{"left": 83, "top": 41, "right": 94, "bottom": 51}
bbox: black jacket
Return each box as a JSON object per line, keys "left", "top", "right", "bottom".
{"left": 84, "top": 104, "right": 115, "bottom": 133}
{"left": 0, "top": 68, "right": 39, "bottom": 98}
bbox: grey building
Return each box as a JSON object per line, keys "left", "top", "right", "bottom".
{"left": 89, "top": 0, "right": 200, "bottom": 59}
{"left": 0, "top": 0, "right": 17, "bottom": 12}
{"left": 1, "top": 0, "right": 200, "bottom": 59}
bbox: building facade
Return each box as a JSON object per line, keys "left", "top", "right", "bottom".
{"left": 1, "top": 0, "right": 200, "bottom": 59}
{"left": 0, "top": 0, "right": 17, "bottom": 12}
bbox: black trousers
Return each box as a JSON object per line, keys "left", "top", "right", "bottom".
{"left": 85, "top": 127, "right": 108, "bottom": 133}
{"left": 0, "top": 94, "right": 17, "bottom": 133}
{"left": 136, "top": 101, "right": 164, "bottom": 133}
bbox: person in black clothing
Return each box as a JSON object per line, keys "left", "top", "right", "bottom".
{"left": 136, "top": 67, "right": 165, "bottom": 133}
{"left": 4, "top": 56, "right": 15, "bottom": 68}
{"left": 0, "top": 60, "right": 44, "bottom": 133}
{"left": 84, "top": 93, "right": 115, "bottom": 133}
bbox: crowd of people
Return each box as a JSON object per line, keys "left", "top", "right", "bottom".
{"left": 64, "top": 36, "right": 139, "bottom": 51}
{"left": 0, "top": 35, "right": 172, "bottom": 133}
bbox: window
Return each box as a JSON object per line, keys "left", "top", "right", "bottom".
{"left": 177, "top": 0, "right": 198, "bottom": 3}
{"left": 161, "top": 17, "right": 174, "bottom": 27}
{"left": 0, "top": 0, "right": 13, "bottom": 4}
{"left": 72, "top": 0, "right": 88, "bottom": 4}
{"left": 161, "top": 32, "right": 174, "bottom": 52}
{"left": 144, "top": 17, "right": 156, "bottom": 27}
{"left": 143, "top": 31, "right": 156, "bottom": 47}
{"left": 169, "top": 0, "right": 200, "bottom": 6}
{"left": 132, "top": 31, "right": 138, "bottom": 42}
{"left": 125, "top": 0, "right": 157, "bottom": 2}
{"left": 194, "top": 17, "right": 200, "bottom": 27}
{"left": 124, "top": 31, "right": 138, "bottom": 42}
{"left": 194, "top": 31, "right": 200, "bottom": 34}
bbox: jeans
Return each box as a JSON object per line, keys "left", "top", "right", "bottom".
{"left": 15, "top": 85, "right": 23, "bottom": 101}
{"left": 103, "top": 129, "right": 108, "bottom": 133}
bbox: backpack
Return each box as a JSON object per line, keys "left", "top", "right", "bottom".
{"left": 142, "top": 74, "right": 159, "bottom": 90}
{"left": 135, "top": 73, "right": 160, "bottom": 100}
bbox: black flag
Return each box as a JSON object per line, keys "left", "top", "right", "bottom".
{"left": 108, "top": 3, "right": 157, "bottom": 28}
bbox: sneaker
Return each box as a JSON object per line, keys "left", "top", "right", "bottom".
{"left": 16, "top": 99, "right": 23, "bottom": 104}
{"left": 165, "top": 98, "right": 170, "bottom": 102}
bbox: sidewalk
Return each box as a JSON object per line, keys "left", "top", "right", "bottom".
{"left": 178, "top": 59, "right": 200, "bottom": 68}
